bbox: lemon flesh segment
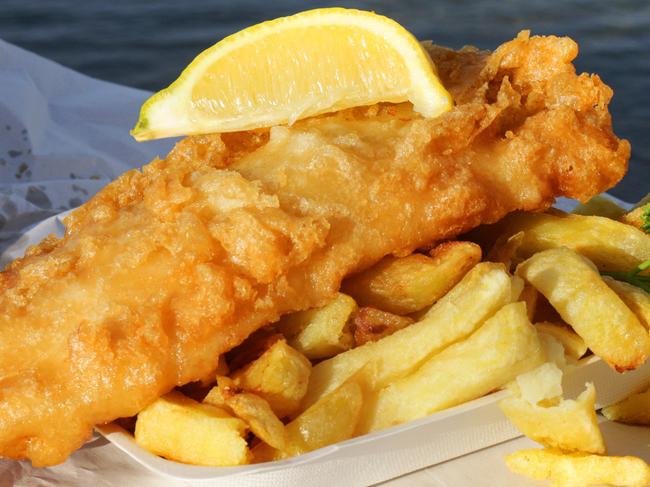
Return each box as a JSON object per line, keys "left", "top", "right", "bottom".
{"left": 132, "top": 8, "right": 453, "bottom": 141}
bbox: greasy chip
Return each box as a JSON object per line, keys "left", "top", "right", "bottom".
{"left": 602, "top": 386, "right": 650, "bottom": 425}
{"left": 517, "top": 248, "right": 650, "bottom": 371}
{"left": 365, "top": 302, "right": 544, "bottom": 432}
{"left": 342, "top": 241, "right": 481, "bottom": 314}
{"left": 506, "top": 449, "right": 650, "bottom": 487}
{"left": 500, "top": 380, "right": 605, "bottom": 454}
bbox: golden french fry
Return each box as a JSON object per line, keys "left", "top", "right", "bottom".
{"left": 536, "top": 322, "right": 588, "bottom": 360}
{"left": 352, "top": 307, "right": 414, "bottom": 346}
{"left": 277, "top": 292, "right": 356, "bottom": 359}
{"left": 620, "top": 203, "right": 650, "bottom": 232}
{"left": 341, "top": 241, "right": 482, "bottom": 314}
{"left": 227, "top": 393, "right": 286, "bottom": 451}
{"left": 253, "top": 378, "right": 364, "bottom": 461}
{"left": 620, "top": 194, "right": 649, "bottom": 231}
{"left": 231, "top": 338, "right": 311, "bottom": 418}
{"left": 499, "top": 211, "right": 650, "bottom": 272}
{"left": 365, "top": 302, "right": 544, "bottom": 432}
{"left": 603, "top": 276, "right": 650, "bottom": 330}
{"left": 517, "top": 248, "right": 650, "bottom": 371}
{"left": 500, "top": 381, "right": 605, "bottom": 454}
{"left": 302, "top": 263, "right": 516, "bottom": 410}
{"left": 205, "top": 377, "right": 287, "bottom": 451}
{"left": 602, "top": 386, "right": 650, "bottom": 425}
{"left": 227, "top": 327, "right": 284, "bottom": 371}
{"left": 572, "top": 195, "right": 626, "bottom": 219}
{"left": 505, "top": 449, "right": 650, "bottom": 487}
{"left": 134, "top": 391, "right": 250, "bottom": 466}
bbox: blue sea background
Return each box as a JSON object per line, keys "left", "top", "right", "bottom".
{"left": 1, "top": 0, "right": 648, "bottom": 199}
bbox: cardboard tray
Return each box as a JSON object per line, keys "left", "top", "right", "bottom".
{"left": 96, "top": 356, "right": 650, "bottom": 485}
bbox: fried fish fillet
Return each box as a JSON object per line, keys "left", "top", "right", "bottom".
{"left": 0, "top": 31, "right": 629, "bottom": 466}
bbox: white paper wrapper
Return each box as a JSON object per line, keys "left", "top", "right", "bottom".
{"left": 1, "top": 39, "right": 649, "bottom": 487}
{"left": 0, "top": 38, "right": 175, "bottom": 259}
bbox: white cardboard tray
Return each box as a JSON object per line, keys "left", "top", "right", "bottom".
{"left": 96, "top": 356, "right": 650, "bottom": 485}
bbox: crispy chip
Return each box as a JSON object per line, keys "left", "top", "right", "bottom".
{"left": 500, "top": 380, "right": 605, "bottom": 454}
{"left": 506, "top": 449, "right": 650, "bottom": 487}
{"left": 602, "top": 386, "right": 650, "bottom": 425}
{"left": 517, "top": 248, "right": 650, "bottom": 371}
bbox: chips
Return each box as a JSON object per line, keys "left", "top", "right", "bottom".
{"left": 602, "top": 386, "right": 650, "bottom": 425}
{"left": 204, "top": 377, "right": 287, "bottom": 451}
{"left": 535, "top": 322, "right": 587, "bottom": 360}
{"left": 342, "top": 241, "right": 481, "bottom": 314}
{"left": 303, "top": 262, "right": 516, "bottom": 409}
{"left": 134, "top": 391, "right": 251, "bottom": 466}
{"left": 231, "top": 338, "right": 311, "bottom": 418}
{"left": 254, "top": 376, "right": 365, "bottom": 461}
{"left": 129, "top": 208, "right": 650, "bottom": 486}
{"left": 506, "top": 449, "right": 650, "bottom": 487}
{"left": 351, "top": 307, "right": 414, "bottom": 346}
{"left": 499, "top": 211, "right": 650, "bottom": 272}
{"left": 366, "top": 302, "right": 544, "bottom": 432}
{"left": 277, "top": 292, "right": 356, "bottom": 359}
{"left": 572, "top": 195, "right": 626, "bottom": 219}
{"left": 603, "top": 276, "right": 650, "bottom": 330}
{"left": 517, "top": 248, "right": 650, "bottom": 371}
{"left": 500, "top": 380, "right": 605, "bottom": 454}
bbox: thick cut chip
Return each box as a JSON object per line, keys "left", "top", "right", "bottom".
{"left": 365, "top": 302, "right": 544, "bottom": 432}
{"left": 277, "top": 292, "right": 356, "bottom": 359}
{"left": 302, "top": 263, "right": 515, "bottom": 409}
{"left": 500, "top": 381, "right": 605, "bottom": 454}
{"left": 231, "top": 338, "right": 311, "bottom": 418}
{"left": 498, "top": 211, "right": 650, "bottom": 272}
{"left": 516, "top": 248, "right": 650, "bottom": 371}
{"left": 603, "top": 276, "right": 650, "bottom": 330}
{"left": 506, "top": 449, "right": 650, "bottom": 487}
{"left": 253, "top": 378, "right": 364, "bottom": 461}
{"left": 204, "top": 378, "right": 287, "bottom": 451}
{"left": 536, "top": 322, "right": 588, "bottom": 360}
{"left": 620, "top": 194, "right": 650, "bottom": 231}
{"left": 572, "top": 195, "right": 626, "bottom": 219}
{"left": 342, "top": 241, "right": 481, "bottom": 314}
{"left": 352, "top": 307, "right": 414, "bottom": 346}
{"left": 227, "top": 328, "right": 284, "bottom": 371}
{"left": 602, "top": 386, "right": 650, "bottom": 425}
{"left": 134, "top": 391, "right": 250, "bottom": 466}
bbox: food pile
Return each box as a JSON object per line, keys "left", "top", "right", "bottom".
{"left": 132, "top": 197, "right": 650, "bottom": 487}
{"left": 0, "top": 8, "right": 646, "bottom": 487}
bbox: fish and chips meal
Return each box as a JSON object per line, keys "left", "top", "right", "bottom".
{"left": 1, "top": 7, "right": 649, "bottom": 486}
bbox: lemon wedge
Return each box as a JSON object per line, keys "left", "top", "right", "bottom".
{"left": 131, "top": 8, "right": 452, "bottom": 141}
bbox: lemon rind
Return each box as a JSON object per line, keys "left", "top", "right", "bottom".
{"left": 132, "top": 8, "right": 453, "bottom": 141}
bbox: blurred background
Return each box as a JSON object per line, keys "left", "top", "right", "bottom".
{"left": 1, "top": 0, "right": 648, "bottom": 200}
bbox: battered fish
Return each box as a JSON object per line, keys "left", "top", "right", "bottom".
{"left": 0, "top": 32, "right": 629, "bottom": 466}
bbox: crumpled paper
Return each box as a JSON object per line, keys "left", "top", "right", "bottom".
{"left": 0, "top": 38, "right": 175, "bottom": 257}
{"left": 1, "top": 39, "right": 648, "bottom": 487}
